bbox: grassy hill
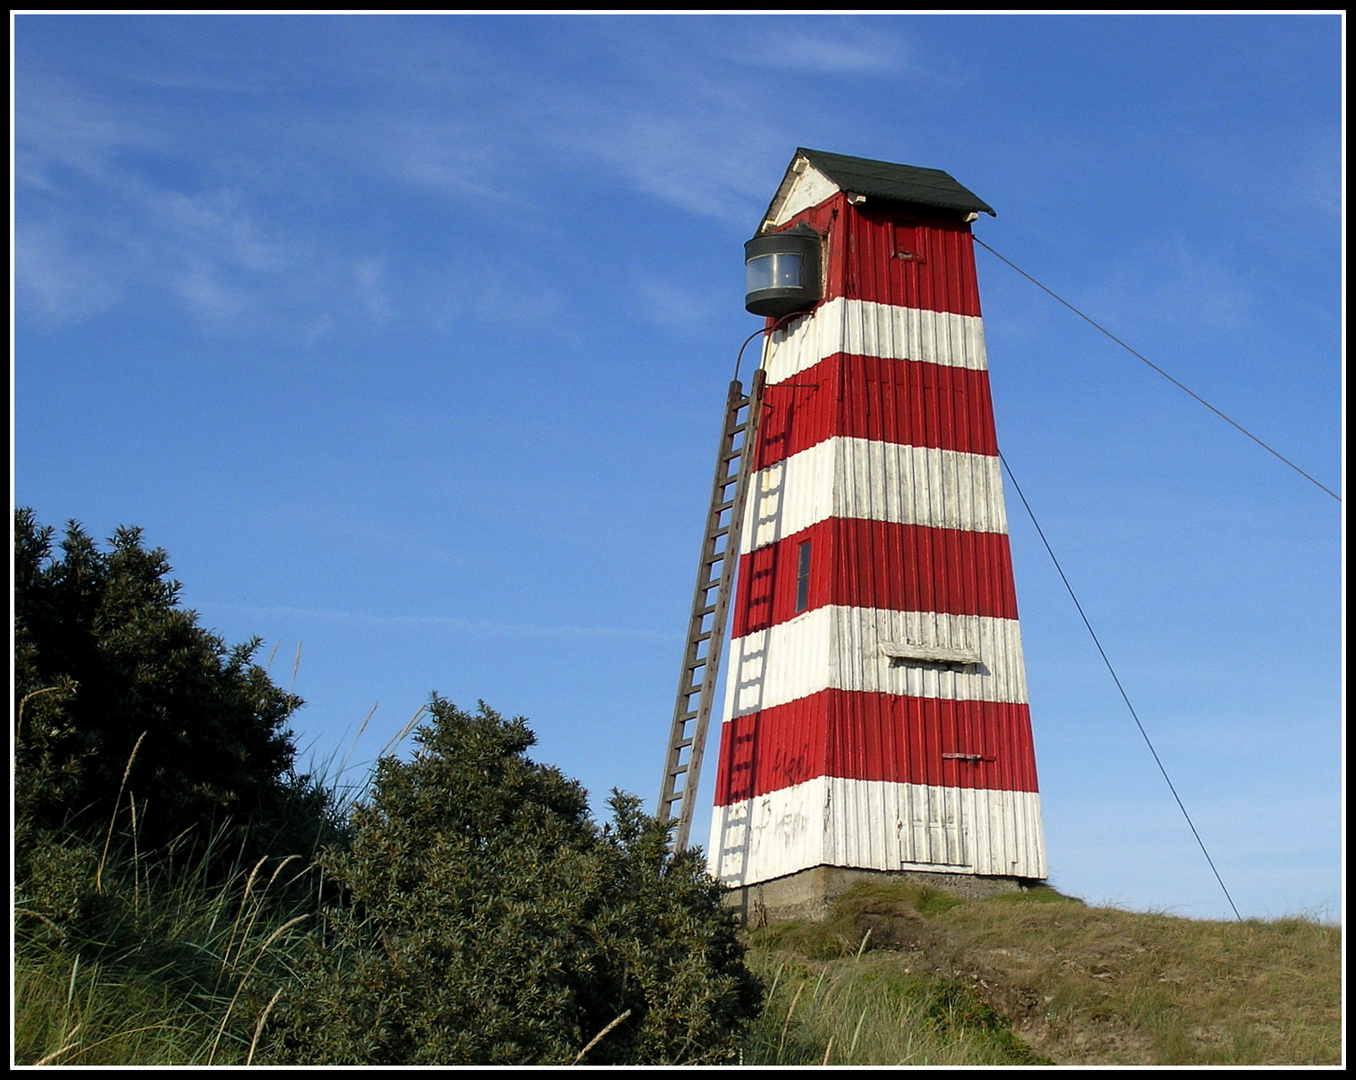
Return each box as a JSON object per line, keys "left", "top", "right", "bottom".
{"left": 15, "top": 867, "right": 1340, "bottom": 1066}
{"left": 737, "top": 881, "right": 1341, "bottom": 1066}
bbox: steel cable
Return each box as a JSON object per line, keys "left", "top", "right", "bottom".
{"left": 975, "top": 237, "right": 1339, "bottom": 503}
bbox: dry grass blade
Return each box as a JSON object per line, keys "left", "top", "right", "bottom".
{"left": 219, "top": 856, "right": 272, "bottom": 978}
{"left": 237, "top": 856, "right": 303, "bottom": 965}
{"left": 207, "top": 915, "right": 310, "bottom": 1065}
{"left": 34, "top": 1027, "right": 81, "bottom": 1066}
{"left": 337, "top": 702, "right": 380, "bottom": 782}
{"left": 15, "top": 684, "right": 67, "bottom": 736}
{"left": 17, "top": 908, "right": 68, "bottom": 940}
{"left": 54, "top": 1023, "right": 194, "bottom": 1063}
{"left": 247, "top": 988, "right": 285, "bottom": 1065}
{"left": 572, "top": 1009, "right": 633, "bottom": 1064}
{"left": 96, "top": 731, "right": 146, "bottom": 894}
{"left": 378, "top": 704, "right": 426, "bottom": 760}
{"left": 778, "top": 981, "right": 805, "bottom": 1057}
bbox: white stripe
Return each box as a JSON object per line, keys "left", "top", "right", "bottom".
{"left": 743, "top": 438, "right": 1009, "bottom": 553}
{"left": 768, "top": 162, "right": 839, "bottom": 227}
{"left": 723, "top": 607, "right": 1029, "bottom": 719}
{"left": 708, "top": 776, "right": 1047, "bottom": 884}
{"left": 764, "top": 298, "right": 988, "bottom": 385}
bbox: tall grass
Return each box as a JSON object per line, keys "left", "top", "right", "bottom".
{"left": 740, "top": 928, "right": 1047, "bottom": 1065}
{"left": 13, "top": 706, "right": 427, "bottom": 1067}
{"left": 15, "top": 830, "right": 316, "bottom": 1066}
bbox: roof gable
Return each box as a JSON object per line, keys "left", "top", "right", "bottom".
{"left": 759, "top": 148, "right": 995, "bottom": 233}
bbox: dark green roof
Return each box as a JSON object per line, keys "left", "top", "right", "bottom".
{"left": 797, "top": 148, "right": 995, "bottom": 217}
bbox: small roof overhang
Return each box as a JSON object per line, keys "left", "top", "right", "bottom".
{"left": 758, "top": 147, "right": 995, "bottom": 234}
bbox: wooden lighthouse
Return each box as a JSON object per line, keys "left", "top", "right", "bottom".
{"left": 694, "top": 149, "right": 1047, "bottom": 918}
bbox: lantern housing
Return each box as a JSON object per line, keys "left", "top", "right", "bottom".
{"left": 744, "top": 224, "right": 822, "bottom": 318}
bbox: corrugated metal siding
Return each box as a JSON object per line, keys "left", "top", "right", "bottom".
{"left": 832, "top": 518, "right": 1016, "bottom": 620}
{"left": 733, "top": 520, "right": 1018, "bottom": 634}
{"left": 835, "top": 439, "right": 1009, "bottom": 535}
{"left": 721, "top": 611, "right": 833, "bottom": 721}
{"left": 764, "top": 298, "right": 989, "bottom": 385}
{"left": 743, "top": 445, "right": 835, "bottom": 557}
{"left": 744, "top": 440, "right": 1009, "bottom": 553}
{"left": 843, "top": 202, "right": 983, "bottom": 316}
{"left": 821, "top": 780, "right": 1046, "bottom": 878}
{"left": 756, "top": 352, "right": 999, "bottom": 469}
{"left": 722, "top": 608, "right": 1029, "bottom": 719}
{"left": 709, "top": 779, "right": 1046, "bottom": 884}
{"left": 835, "top": 607, "right": 1029, "bottom": 707}
{"left": 779, "top": 194, "right": 984, "bottom": 316}
{"left": 710, "top": 185, "right": 1044, "bottom": 887}
{"left": 712, "top": 690, "right": 1038, "bottom": 801}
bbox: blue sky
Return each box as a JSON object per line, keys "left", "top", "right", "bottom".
{"left": 13, "top": 14, "right": 1342, "bottom": 921}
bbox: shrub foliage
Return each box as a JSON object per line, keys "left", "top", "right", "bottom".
{"left": 267, "top": 697, "right": 761, "bottom": 1065}
{"left": 14, "top": 512, "right": 760, "bottom": 1064}
{"left": 14, "top": 509, "right": 312, "bottom": 856}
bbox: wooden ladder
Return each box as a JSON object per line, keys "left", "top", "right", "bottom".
{"left": 658, "top": 369, "right": 766, "bottom": 851}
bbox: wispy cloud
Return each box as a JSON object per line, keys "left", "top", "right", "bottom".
{"left": 710, "top": 18, "right": 906, "bottom": 77}
{"left": 13, "top": 18, "right": 964, "bottom": 327}
{"left": 204, "top": 602, "right": 676, "bottom": 642}
{"left": 15, "top": 220, "right": 125, "bottom": 318}
{"left": 15, "top": 73, "right": 164, "bottom": 189}
{"left": 1075, "top": 236, "right": 1258, "bottom": 342}
{"left": 628, "top": 273, "right": 726, "bottom": 335}
{"left": 353, "top": 258, "right": 394, "bottom": 324}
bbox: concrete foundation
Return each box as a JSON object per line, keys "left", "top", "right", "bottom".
{"left": 726, "top": 865, "right": 1045, "bottom": 927}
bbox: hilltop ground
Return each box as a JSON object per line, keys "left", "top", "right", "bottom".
{"left": 739, "top": 882, "right": 1341, "bottom": 1066}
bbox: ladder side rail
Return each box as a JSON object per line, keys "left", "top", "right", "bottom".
{"left": 658, "top": 378, "right": 750, "bottom": 827}
{"left": 671, "top": 368, "right": 766, "bottom": 850}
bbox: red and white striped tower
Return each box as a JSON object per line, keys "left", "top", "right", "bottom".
{"left": 709, "top": 150, "right": 1046, "bottom": 904}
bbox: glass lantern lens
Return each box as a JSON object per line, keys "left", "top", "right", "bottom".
{"left": 747, "top": 251, "right": 802, "bottom": 293}
{"left": 775, "top": 252, "right": 802, "bottom": 287}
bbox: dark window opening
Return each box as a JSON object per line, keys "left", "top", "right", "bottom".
{"left": 795, "top": 540, "right": 812, "bottom": 613}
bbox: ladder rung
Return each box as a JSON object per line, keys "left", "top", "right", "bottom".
{"left": 659, "top": 369, "right": 766, "bottom": 847}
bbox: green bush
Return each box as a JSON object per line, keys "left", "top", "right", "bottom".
{"left": 265, "top": 697, "right": 761, "bottom": 1065}
{"left": 14, "top": 510, "right": 328, "bottom": 864}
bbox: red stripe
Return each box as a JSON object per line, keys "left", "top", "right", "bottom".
{"left": 774, "top": 193, "right": 983, "bottom": 316}
{"left": 712, "top": 688, "right": 1039, "bottom": 804}
{"left": 755, "top": 353, "right": 998, "bottom": 469}
{"left": 733, "top": 519, "right": 1018, "bottom": 636}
